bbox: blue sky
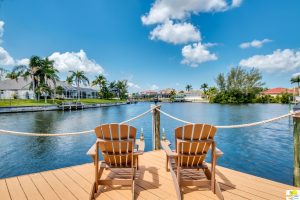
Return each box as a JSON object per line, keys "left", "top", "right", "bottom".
{"left": 0, "top": 0, "right": 300, "bottom": 92}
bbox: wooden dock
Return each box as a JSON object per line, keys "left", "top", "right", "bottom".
{"left": 0, "top": 150, "right": 298, "bottom": 200}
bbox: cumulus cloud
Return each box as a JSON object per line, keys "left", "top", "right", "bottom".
{"left": 48, "top": 50, "right": 104, "bottom": 74}
{"left": 0, "top": 47, "right": 14, "bottom": 65}
{"left": 240, "top": 39, "right": 272, "bottom": 49}
{"left": 150, "top": 20, "right": 201, "bottom": 44}
{"left": 181, "top": 43, "right": 217, "bottom": 67}
{"left": 141, "top": 0, "right": 242, "bottom": 25}
{"left": 239, "top": 49, "right": 300, "bottom": 71}
{"left": 0, "top": 21, "right": 4, "bottom": 43}
{"left": 15, "top": 58, "right": 29, "bottom": 66}
{"left": 150, "top": 84, "right": 159, "bottom": 90}
{"left": 232, "top": 0, "right": 243, "bottom": 8}
{"left": 128, "top": 82, "right": 141, "bottom": 89}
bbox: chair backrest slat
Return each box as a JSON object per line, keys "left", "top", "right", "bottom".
{"left": 175, "top": 124, "right": 216, "bottom": 167}
{"left": 95, "top": 123, "right": 137, "bottom": 167}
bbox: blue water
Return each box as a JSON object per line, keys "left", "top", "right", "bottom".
{"left": 0, "top": 102, "right": 294, "bottom": 184}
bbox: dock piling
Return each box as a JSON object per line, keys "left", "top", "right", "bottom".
{"left": 151, "top": 104, "right": 161, "bottom": 150}
{"left": 293, "top": 113, "right": 300, "bottom": 187}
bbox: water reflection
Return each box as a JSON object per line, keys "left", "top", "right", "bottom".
{"left": 0, "top": 102, "right": 293, "bottom": 185}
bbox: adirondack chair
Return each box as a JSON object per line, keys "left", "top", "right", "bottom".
{"left": 87, "top": 123, "right": 145, "bottom": 200}
{"left": 161, "top": 124, "right": 224, "bottom": 200}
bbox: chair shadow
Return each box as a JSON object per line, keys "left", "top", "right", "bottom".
{"left": 94, "top": 165, "right": 160, "bottom": 200}
{"left": 180, "top": 167, "right": 236, "bottom": 196}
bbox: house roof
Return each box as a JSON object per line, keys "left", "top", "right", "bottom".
{"left": 262, "top": 87, "right": 294, "bottom": 95}
{"left": 0, "top": 77, "right": 31, "bottom": 90}
{"left": 0, "top": 77, "right": 97, "bottom": 92}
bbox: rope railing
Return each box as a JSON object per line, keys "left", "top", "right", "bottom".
{"left": 0, "top": 105, "right": 297, "bottom": 136}
{"left": 157, "top": 108, "right": 299, "bottom": 129}
{"left": 0, "top": 106, "right": 159, "bottom": 137}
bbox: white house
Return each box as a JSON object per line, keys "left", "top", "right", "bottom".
{"left": 183, "top": 90, "right": 204, "bottom": 102}
{"left": 0, "top": 77, "right": 98, "bottom": 99}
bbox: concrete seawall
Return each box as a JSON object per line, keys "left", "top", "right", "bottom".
{"left": 0, "top": 102, "right": 127, "bottom": 113}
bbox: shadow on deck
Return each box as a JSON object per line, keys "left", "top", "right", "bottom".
{"left": 1, "top": 150, "right": 298, "bottom": 200}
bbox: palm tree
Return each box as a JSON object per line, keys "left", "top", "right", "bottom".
{"left": 185, "top": 84, "right": 192, "bottom": 92}
{"left": 116, "top": 80, "right": 128, "bottom": 100}
{"left": 67, "top": 70, "right": 89, "bottom": 100}
{"left": 92, "top": 75, "right": 106, "bottom": 98}
{"left": 40, "top": 58, "right": 59, "bottom": 100}
{"left": 11, "top": 56, "right": 43, "bottom": 100}
{"left": 108, "top": 81, "right": 117, "bottom": 97}
{"left": 0, "top": 67, "right": 7, "bottom": 80}
{"left": 36, "top": 83, "right": 51, "bottom": 103}
{"left": 291, "top": 74, "right": 300, "bottom": 97}
{"left": 201, "top": 83, "right": 208, "bottom": 98}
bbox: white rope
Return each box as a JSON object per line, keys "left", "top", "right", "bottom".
{"left": 157, "top": 108, "right": 299, "bottom": 129}
{"left": 120, "top": 106, "right": 158, "bottom": 124}
{"left": 0, "top": 106, "right": 159, "bottom": 137}
{"left": 0, "top": 129, "right": 94, "bottom": 137}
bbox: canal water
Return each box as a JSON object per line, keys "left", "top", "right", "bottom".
{"left": 0, "top": 102, "right": 293, "bottom": 184}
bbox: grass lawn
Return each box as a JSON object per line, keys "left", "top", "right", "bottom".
{"left": 0, "top": 98, "right": 126, "bottom": 107}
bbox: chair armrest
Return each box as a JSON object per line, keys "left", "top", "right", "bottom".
{"left": 161, "top": 140, "right": 177, "bottom": 157}
{"left": 135, "top": 139, "right": 145, "bottom": 155}
{"left": 215, "top": 147, "right": 224, "bottom": 157}
{"left": 87, "top": 143, "right": 96, "bottom": 157}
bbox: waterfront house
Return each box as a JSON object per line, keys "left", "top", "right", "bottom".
{"left": 0, "top": 77, "right": 98, "bottom": 99}
{"left": 183, "top": 90, "right": 204, "bottom": 102}
{"left": 261, "top": 87, "right": 295, "bottom": 97}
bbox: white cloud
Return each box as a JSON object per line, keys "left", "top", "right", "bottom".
{"left": 150, "top": 20, "right": 200, "bottom": 44}
{"left": 232, "top": 0, "right": 243, "bottom": 8}
{"left": 0, "top": 21, "right": 4, "bottom": 42}
{"left": 240, "top": 39, "right": 272, "bottom": 49}
{"left": 292, "top": 72, "right": 300, "bottom": 78}
{"left": 141, "top": 0, "right": 242, "bottom": 25}
{"left": 15, "top": 58, "right": 29, "bottom": 66}
{"left": 150, "top": 84, "right": 159, "bottom": 90}
{"left": 48, "top": 50, "right": 104, "bottom": 74}
{"left": 181, "top": 43, "right": 217, "bottom": 67}
{"left": 239, "top": 49, "right": 300, "bottom": 71}
{"left": 128, "top": 82, "right": 141, "bottom": 89}
{"left": 0, "top": 47, "right": 14, "bottom": 66}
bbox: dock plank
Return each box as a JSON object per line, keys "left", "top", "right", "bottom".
{"left": 18, "top": 176, "right": 44, "bottom": 200}
{"left": 5, "top": 177, "right": 27, "bottom": 200}
{"left": 0, "top": 150, "right": 298, "bottom": 200}
{"left": 0, "top": 179, "right": 11, "bottom": 200}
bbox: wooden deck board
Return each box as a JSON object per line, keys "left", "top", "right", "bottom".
{"left": 1, "top": 150, "right": 298, "bottom": 200}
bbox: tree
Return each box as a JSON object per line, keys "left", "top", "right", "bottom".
{"left": 116, "top": 80, "right": 128, "bottom": 100}
{"left": 200, "top": 83, "right": 208, "bottom": 98}
{"left": 67, "top": 70, "right": 89, "bottom": 100}
{"left": 55, "top": 86, "right": 64, "bottom": 98}
{"left": 206, "top": 87, "right": 218, "bottom": 102}
{"left": 0, "top": 67, "right": 7, "bottom": 80}
{"left": 213, "top": 66, "right": 265, "bottom": 104}
{"left": 215, "top": 73, "right": 226, "bottom": 92}
{"left": 185, "top": 84, "right": 192, "bottom": 92}
{"left": 169, "top": 89, "right": 176, "bottom": 102}
{"left": 291, "top": 74, "right": 300, "bottom": 96}
{"left": 10, "top": 56, "right": 43, "bottom": 100}
{"left": 92, "top": 75, "right": 107, "bottom": 98}
{"left": 36, "top": 83, "right": 51, "bottom": 103}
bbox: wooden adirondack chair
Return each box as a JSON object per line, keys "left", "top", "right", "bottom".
{"left": 87, "top": 123, "right": 145, "bottom": 200}
{"left": 161, "top": 124, "right": 224, "bottom": 200}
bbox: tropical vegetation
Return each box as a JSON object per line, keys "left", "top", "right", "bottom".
{"left": 1, "top": 55, "right": 129, "bottom": 103}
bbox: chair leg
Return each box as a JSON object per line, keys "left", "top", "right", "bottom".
{"left": 215, "top": 180, "right": 224, "bottom": 200}
{"left": 132, "top": 167, "right": 136, "bottom": 200}
{"left": 166, "top": 155, "right": 170, "bottom": 172}
{"left": 89, "top": 182, "right": 96, "bottom": 200}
